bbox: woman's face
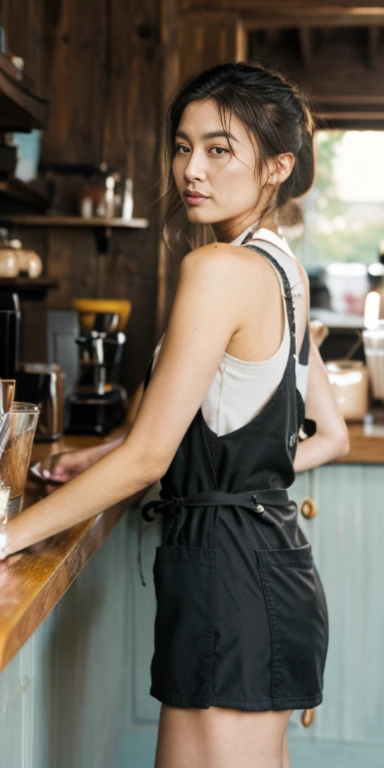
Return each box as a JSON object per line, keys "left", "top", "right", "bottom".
{"left": 172, "top": 98, "right": 273, "bottom": 241}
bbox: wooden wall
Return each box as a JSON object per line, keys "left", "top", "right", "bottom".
{"left": 1, "top": 0, "right": 164, "bottom": 393}
{"left": 2, "top": 0, "right": 384, "bottom": 392}
{"left": 175, "top": 1, "right": 384, "bottom": 125}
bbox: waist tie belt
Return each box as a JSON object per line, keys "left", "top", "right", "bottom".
{"left": 138, "top": 488, "right": 290, "bottom": 586}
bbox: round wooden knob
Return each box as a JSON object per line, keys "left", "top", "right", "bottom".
{"left": 301, "top": 708, "right": 316, "bottom": 728}
{"left": 300, "top": 497, "right": 318, "bottom": 519}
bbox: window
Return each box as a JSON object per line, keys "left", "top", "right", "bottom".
{"left": 289, "top": 131, "right": 384, "bottom": 268}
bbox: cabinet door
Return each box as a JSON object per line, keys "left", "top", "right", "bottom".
{"left": 289, "top": 465, "right": 384, "bottom": 746}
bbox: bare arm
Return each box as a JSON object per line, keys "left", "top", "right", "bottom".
{"left": 293, "top": 339, "right": 350, "bottom": 473}
{"left": 7, "top": 245, "right": 243, "bottom": 556}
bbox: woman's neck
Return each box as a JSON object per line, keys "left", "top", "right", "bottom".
{"left": 213, "top": 210, "right": 279, "bottom": 244}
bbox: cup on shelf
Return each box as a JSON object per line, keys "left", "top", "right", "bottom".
{"left": 0, "top": 402, "right": 40, "bottom": 517}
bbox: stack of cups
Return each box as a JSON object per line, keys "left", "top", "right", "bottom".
{"left": 363, "top": 324, "right": 384, "bottom": 399}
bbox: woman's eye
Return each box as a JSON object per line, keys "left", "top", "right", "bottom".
{"left": 210, "top": 147, "right": 229, "bottom": 156}
{"left": 174, "top": 145, "right": 229, "bottom": 156}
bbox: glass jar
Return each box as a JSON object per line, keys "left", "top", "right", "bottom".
{"left": 325, "top": 360, "right": 369, "bottom": 421}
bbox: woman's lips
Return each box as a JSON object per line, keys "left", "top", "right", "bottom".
{"left": 184, "top": 193, "right": 210, "bottom": 206}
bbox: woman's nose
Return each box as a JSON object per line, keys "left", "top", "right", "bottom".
{"left": 184, "top": 152, "right": 207, "bottom": 181}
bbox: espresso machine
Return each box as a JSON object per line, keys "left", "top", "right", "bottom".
{"left": 65, "top": 299, "right": 132, "bottom": 435}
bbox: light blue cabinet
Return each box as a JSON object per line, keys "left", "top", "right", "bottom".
{"left": 289, "top": 465, "right": 384, "bottom": 752}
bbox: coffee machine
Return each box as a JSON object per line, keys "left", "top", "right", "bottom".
{"left": 65, "top": 299, "right": 132, "bottom": 435}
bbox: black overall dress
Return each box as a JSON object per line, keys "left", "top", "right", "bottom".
{"left": 139, "top": 245, "right": 329, "bottom": 712}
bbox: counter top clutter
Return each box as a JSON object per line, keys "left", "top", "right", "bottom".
{"left": 0, "top": 407, "right": 381, "bottom": 674}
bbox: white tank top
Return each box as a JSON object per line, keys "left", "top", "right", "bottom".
{"left": 151, "top": 227, "right": 308, "bottom": 437}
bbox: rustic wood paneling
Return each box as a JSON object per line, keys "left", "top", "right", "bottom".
{"left": 248, "top": 27, "right": 384, "bottom": 113}
{"left": 42, "top": 0, "right": 107, "bottom": 165}
{"left": 1, "top": 0, "right": 47, "bottom": 97}
{"left": 1, "top": 0, "right": 163, "bottom": 394}
{"left": 178, "top": 11, "right": 246, "bottom": 84}
{"left": 4, "top": 0, "right": 383, "bottom": 399}
{"left": 177, "top": 2, "right": 384, "bottom": 125}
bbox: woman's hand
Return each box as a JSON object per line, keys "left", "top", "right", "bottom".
{"left": 40, "top": 447, "right": 100, "bottom": 484}
{"left": 38, "top": 439, "right": 126, "bottom": 494}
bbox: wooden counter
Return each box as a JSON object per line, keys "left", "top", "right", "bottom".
{"left": 0, "top": 408, "right": 383, "bottom": 674}
{"left": 335, "top": 412, "right": 384, "bottom": 464}
{"left": 0, "top": 412, "right": 148, "bottom": 674}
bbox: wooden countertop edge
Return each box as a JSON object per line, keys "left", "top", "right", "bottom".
{"left": 0, "top": 498, "right": 129, "bottom": 674}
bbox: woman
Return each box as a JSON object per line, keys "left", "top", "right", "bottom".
{"left": 2, "top": 62, "right": 349, "bottom": 767}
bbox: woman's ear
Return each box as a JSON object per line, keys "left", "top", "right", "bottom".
{"left": 267, "top": 153, "right": 295, "bottom": 187}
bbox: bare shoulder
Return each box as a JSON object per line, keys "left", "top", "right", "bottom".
{"left": 183, "top": 241, "right": 243, "bottom": 267}
{"left": 182, "top": 241, "right": 273, "bottom": 283}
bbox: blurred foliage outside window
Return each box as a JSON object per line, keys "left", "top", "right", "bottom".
{"left": 292, "top": 131, "right": 384, "bottom": 267}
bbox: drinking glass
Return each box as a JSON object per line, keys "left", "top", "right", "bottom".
{"left": 0, "top": 402, "right": 40, "bottom": 517}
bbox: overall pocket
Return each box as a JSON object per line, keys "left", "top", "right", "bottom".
{"left": 255, "top": 542, "right": 329, "bottom": 706}
{"left": 151, "top": 544, "right": 216, "bottom": 703}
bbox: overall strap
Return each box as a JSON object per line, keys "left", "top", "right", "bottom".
{"left": 299, "top": 322, "right": 310, "bottom": 366}
{"left": 243, "top": 244, "right": 297, "bottom": 359}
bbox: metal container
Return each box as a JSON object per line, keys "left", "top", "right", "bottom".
{"left": 15, "top": 363, "right": 65, "bottom": 441}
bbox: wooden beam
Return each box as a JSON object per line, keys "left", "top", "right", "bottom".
{"left": 181, "top": 0, "right": 384, "bottom": 18}
{"left": 243, "top": 15, "right": 384, "bottom": 29}
{"left": 368, "top": 26, "right": 380, "bottom": 68}
{"left": 299, "top": 28, "right": 314, "bottom": 69}
{"left": 265, "top": 29, "right": 280, "bottom": 48}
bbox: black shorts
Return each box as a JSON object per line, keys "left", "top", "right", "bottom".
{"left": 149, "top": 501, "right": 329, "bottom": 711}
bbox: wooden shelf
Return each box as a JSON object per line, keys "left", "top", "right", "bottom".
{"left": 0, "top": 277, "right": 56, "bottom": 287}
{"left": 2, "top": 215, "right": 149, "bottom": 228}
{"left": 0, "top": 277, "right": 57, "bottom": 300}
{"left": 0, "top": 52, "right": 47, "bottom": 130}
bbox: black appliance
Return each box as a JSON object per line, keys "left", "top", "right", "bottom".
{"left": 0, "top": 292, "right": 21, "bottom": 378}
{"left": 65, "top": 311, "right": 127, "bottom": 435}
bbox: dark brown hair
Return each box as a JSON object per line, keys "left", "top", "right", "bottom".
{"left": 161, "top": 61, "right": 315, "bottom": 256}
